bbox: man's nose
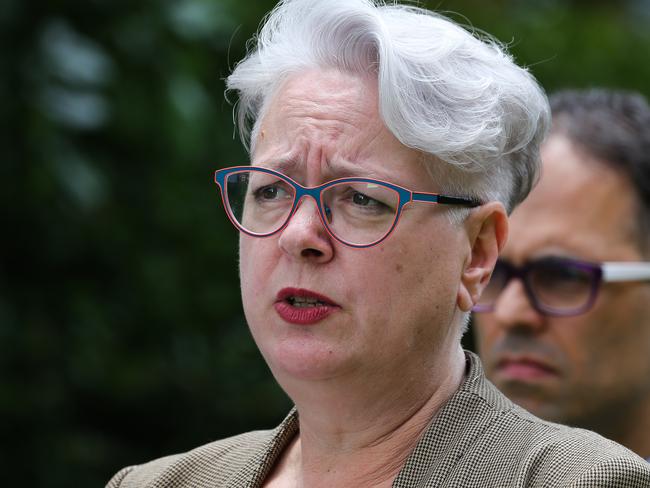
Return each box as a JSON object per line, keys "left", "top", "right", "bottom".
{"left": 277, "top": 197, "right": 335, "bottom": 262}
{"left": 492, "top": 279, "right": 545, "bottom": 331}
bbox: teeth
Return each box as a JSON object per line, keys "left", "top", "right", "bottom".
{"left": 288, "top": 296, "right": 324, "bottom": 307}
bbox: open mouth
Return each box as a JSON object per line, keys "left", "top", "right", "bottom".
{"left": 286, "top": 296, "right": 328, "bottom": 308}
{"left": 275, "top": 288, "right": 340, "bottom": 324}
{"left": 276, "top": 287, "right": 338, "bottom": 307}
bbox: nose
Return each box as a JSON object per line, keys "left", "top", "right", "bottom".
{"left": 492, "top": 279, "right": 545, "bottom": 332}
{"left": 278, "top": 196, "right": 335, "bottom": 262}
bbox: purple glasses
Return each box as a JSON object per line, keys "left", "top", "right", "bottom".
{"left": 473, "top": 256, "right": 650, "bottom": 317}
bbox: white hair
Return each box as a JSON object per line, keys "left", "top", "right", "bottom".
{"left": 227, "top": 0, "right": 550, "bottom": 212}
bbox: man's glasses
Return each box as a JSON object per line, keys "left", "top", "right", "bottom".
{"left": 214, "top": 166, "right": 480, "bottom": 248}
{"left": 473, "top": 256, "right": 650, "bottom": 317}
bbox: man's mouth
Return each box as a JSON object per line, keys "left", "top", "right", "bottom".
{"left": 495, "top": 357, "right": 559, "bottom": 382}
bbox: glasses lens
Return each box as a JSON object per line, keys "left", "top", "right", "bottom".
{"left": 475, "top": 260, "right": 510, "bottom": 311}
{"left": 528, "top": 258, "right": 597, "bottom": 314}
{"left": 225, "top": 170, "right": 295, "bottom": 235}
{"left": 321, "top": 181, "right": 399, "bottom": 246}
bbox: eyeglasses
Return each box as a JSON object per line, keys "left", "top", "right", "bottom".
{"left": 473, "top": 256, "right": 650, "bottom": 317}
{"left": 214, "top": 166, "right": 480, "bottom": 248}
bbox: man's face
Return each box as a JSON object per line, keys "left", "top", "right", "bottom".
{"left": 238, "top": 69, "right": 476, "bottom": 393}
{"left": 474, "top": 134, "right": 650, "bottom": 431}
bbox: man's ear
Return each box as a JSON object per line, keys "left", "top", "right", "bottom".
{"left": 457, "top": 202, "right": 508, "bottom": 312}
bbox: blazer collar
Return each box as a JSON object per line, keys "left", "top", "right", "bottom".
{"left": 244, "top": 351, "right": 512, "bottom": 487}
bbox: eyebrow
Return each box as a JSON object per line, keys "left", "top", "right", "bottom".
{"left": 260, "top": 158, "right": 302, "bottom": 174}
{"left": 259, "top": 158, "right": 390, "bottom": 182}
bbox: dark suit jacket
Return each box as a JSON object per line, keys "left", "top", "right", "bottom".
{"left": 107, "top": 352, "right": 650, "bottom": 487}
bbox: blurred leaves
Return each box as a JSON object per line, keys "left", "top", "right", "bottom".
{"left": 1, "top": 0, "right": 649, "bottom": 486}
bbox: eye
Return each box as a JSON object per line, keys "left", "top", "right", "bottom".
{"left": 533, "top": 260, "right": 591, "bottom": 286}
{"left": 323, "top": 183, "right": 397, "bottom": 218}
{"left": 252, "top": 182, "right": 291, "bottom": 202}
{"left": 259, "top": 186, "right": 279, "bottom": 199}
{"left": 352, "top": 192, "right": 378, "bottom": 206}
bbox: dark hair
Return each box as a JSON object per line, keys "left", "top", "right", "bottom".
{"left": 550, "top": 89, "right": 650, "bottom": 252}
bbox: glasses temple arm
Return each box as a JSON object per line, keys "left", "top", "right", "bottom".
{"left": 602, "top": 262, "right": 650, "bottom": 282}
{"left": 412, "top": 192, "right": 481, "bottom": 207}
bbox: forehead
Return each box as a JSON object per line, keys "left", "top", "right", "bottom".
{"left": 252, "top": 69, "right": 432, "bottom": 187}
{"left": 256, "top": 69, "right": 380, "bottom": 157}
{"left": 276, "top": 69, "right": 378, "bottom": 117}
{"left": 504, "top": 134, "right": 641, "bottom": 261}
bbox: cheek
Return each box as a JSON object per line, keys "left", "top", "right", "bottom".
{"left": 376, "top": 241, "right": 458, "bottom": 328}
{"left": 555, "top": 295, "right": 639, "bottom": 381}
{"left": 586, "top": 296, "right": 650, "bottom": 370}
{"left": 550, "top": 322, "right": 589, "bottom": 372}
{"left": 238, "top": 239, "right": 253, "bottom": 295}
{"left": 239, "top": 238, "right": 272, "bottom": 308}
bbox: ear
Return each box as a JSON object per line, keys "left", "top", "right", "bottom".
{"left": 457, "top": 202, "right": 508, "bottom": 312}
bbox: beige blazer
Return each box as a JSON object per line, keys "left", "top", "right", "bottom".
{"left": 107, "top": 352, "right": 650, "bottom": 487}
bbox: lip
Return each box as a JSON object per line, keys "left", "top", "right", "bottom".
{"left": 495, "top": 356, "right": 559, "bottom": 382}
{"left": 274, "top": 287, "right": 340, "bottom": 325}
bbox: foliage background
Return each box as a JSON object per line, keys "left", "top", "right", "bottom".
{"left": 2, "top": 0, "right": 649, "bottom": 486}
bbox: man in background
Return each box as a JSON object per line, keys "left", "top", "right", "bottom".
{"left": 473, "top": 89, "right": 650, "bottom": 461}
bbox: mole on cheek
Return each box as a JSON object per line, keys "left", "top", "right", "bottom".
{"left": 395, "top": 263, "right": 404, "bottom": 273}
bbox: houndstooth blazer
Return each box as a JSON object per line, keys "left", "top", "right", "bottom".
{"left": 107, "top": 352, "right": 650, "bottom": 487}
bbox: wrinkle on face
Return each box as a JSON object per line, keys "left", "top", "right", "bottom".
{"left": 254, "top": 69, "right": 422, "bottom": 187}
{"left": 239, "top": 67, "right": 467, "bottom": 393}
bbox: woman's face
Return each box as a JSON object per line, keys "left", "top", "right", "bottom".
{"left": 239, "top": 69, "right": 474, "bottom": 388}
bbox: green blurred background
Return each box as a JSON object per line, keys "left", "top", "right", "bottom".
{"left": 2, "top": 0, "right": 649, "bottom": 485}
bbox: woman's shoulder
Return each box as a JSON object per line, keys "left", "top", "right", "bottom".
{"left": 105, "top": 429, "right": 276, "bottom": 488}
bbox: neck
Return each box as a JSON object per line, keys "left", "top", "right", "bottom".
{"left": 276, "top": 346, "right": 466, "bottom": 487}
{"left": 591, "top": 395, "right": 650, "bottom": 459}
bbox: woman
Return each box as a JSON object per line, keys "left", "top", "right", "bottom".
{"left": 108, "top": 1, "right": 650, "bottom": 486}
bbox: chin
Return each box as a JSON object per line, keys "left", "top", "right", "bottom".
{"left": 263, "top": 339, "right": 353, "bottom": 382}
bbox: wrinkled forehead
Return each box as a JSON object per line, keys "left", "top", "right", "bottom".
{"left": 250, "top": 69, "right": 381, "bottom": 156}
{"left": 250, "top": 69, "right": 439, "bottom": 189}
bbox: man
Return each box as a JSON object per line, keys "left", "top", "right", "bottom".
{"left": 474, "top": 89, "right": 650, "bottom": 462}
{"left": 108, "top": 1, "right": 650, "bottom": 485}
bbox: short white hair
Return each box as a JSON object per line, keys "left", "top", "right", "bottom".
{"left": 227, "top": 0, "right": 550, "bottom": 212}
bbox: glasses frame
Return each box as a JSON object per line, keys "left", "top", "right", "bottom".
{"left": 214, "top": 165, "right": 480, "bottom": 249}
{"left": 473, "top": 257, "right": 650, "bottom": 317}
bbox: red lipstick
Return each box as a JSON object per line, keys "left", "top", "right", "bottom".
{"left": 274, "top": 288, "right": 340, "bottom": 325}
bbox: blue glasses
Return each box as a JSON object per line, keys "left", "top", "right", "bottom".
{"left": 214, "top": 166, "right": 480, "bottom": 248}
{"left": 473, "top": 256, "right": 650, "bottom": 317}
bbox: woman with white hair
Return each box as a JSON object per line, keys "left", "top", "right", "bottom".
{"left": 108, "top": 1, "right": 650, "bottom": 486}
